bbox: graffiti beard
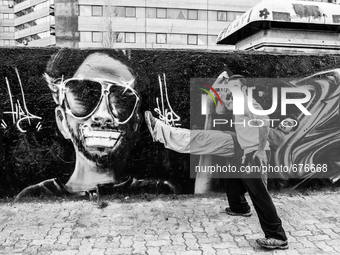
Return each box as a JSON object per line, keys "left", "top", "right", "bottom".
{"left": 65, "top": 116, "right": 131, "bottom": 174}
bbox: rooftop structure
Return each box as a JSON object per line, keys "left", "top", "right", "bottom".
{"left": 216, "top": 0, "right": 340, "bottom": 53}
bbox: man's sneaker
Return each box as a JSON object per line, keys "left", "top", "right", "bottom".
{"left": 256, "top": 238, "right": 289, "bottom": 250}
{"left": 225, "top": 207, "right": 252, "bottom": 217}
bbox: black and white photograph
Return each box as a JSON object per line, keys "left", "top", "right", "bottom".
{"left": 0, "top": 0, "right": 340, "bottom": 254}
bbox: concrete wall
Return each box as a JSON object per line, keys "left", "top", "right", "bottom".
{"left": 1, "top": 47, "right": 340, "bottom": 198}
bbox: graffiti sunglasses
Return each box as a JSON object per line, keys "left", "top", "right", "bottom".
{"left": 59, "top": 78, "right": 140, "bottom": 124}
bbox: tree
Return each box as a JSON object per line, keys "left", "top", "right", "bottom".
{"left": 102, "top": 0, "right": 121, "bottom": 48}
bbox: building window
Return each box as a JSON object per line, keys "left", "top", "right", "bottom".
{"left": 92, "top": 32, "right": 102, "bottom": 42}
{"left": 115, "top": 32, "right": 123, "bottom": 43}
{"left": 156, "top": 8, "right": 166, "bottom": 19}
{"left": 167, "top": 8, "right": 187, "bottom": 19}
{"left": 208, "top": 35, "right": 218, "bottom": 45}
{"left": 146, "top": 7, "right": 156, "bottom": 18}
{"left": 226, "top": 11, "right": 243, "bottom": 21}
{"left": 188, "top": 10, "right": 198, "bottom": 20}
{"left": 187, "top": 34, "right": 198, "bottom": 45}
{"left": 92, "top": 6, "right": 103, "bottom": 16}
{"left": 80, "top": 32, "right": 92, "bottom": 42}
{"left": 167, "top": 34, "right": 187, "bottom": 45}
{"left": 156, "top": 33, "right": 166, "bottom": 44}
{"left": 80, "top": 5, "right": 91, "bottom": 16}
{"left": 217, "top": 11, "right": 227, "bottom": 21}
{"left": 125, "top": 32, "right": 135, "bottom": 43}
{"left": 113, "top": 6, "right": 125, "bottom": 17}
{"left": 198, "top": 10, "right": 207, "bottom": 20}
{"left": 146, "top": 33, "right": 156, "bottom": 43}
{"left": 125, "top": 7, "right": 135, "bottom": 17}
{"left": 198, "top": 35, "right": 207, "bottom": 45}
{"left": 4, "top": 40, "right": 10, "bottom": 46}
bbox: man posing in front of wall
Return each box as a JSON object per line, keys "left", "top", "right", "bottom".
{"left": 145, "top": 74, "right": 290, "bottom": 250}
{"left": 221, "top": 75, "right": 288, "bottom": 250}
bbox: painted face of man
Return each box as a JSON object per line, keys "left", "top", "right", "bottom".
{"left": 277, "top": 118, "right": 296, "bottom": 134}
{"left": 59, "top": 53, "right": 139, "bottom": 167}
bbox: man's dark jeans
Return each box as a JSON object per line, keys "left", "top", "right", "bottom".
{"left": 225, "top": 150, "right": 287, "bottom": 241}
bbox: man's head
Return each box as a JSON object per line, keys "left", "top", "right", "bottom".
{"left": 228, "top": 75, "right": 247, "bottom": 91}
{"left": 221, "top": 74, "right": 247, "bottom": 110}
{"left": 45, "top": 49, "right": 141, "bottom": 170}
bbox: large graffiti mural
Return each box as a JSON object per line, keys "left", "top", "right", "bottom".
{"left": 276, "top": 70, "right": 340, "bottom": 181}
{"left": 1, "top": 48, "right": 340, "bottom": 199}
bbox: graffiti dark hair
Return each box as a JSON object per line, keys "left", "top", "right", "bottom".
{"left": 44, "top": 48, "right": 146, "bottom": 94}
{"left": 45, "top": 48, "right": 131, "bottom": 78}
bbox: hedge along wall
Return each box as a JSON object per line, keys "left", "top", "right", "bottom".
{"left": 0, "top": 47, "right": 340, "bottom": 198}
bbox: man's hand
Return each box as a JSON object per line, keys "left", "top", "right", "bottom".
{"left": 216, "top": 71, "right": 229, "bottom": 85}
{"left": 253, "top": 149, "right": 267, "bottom": 166}
{"left": 212, "top": 71, "right": 229, "bottom": 89}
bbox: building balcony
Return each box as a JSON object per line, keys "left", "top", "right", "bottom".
{"left": 27, "top": 35, "right": 56, "bottom": 46}
{"left": 15, "top": 22, "right": 50, "bottom": 38}
{"left": 14, "top": 7, "right": 50, "bottom": 26}
{"left": 14, "top": 0, "right": 49, "bottom": 12}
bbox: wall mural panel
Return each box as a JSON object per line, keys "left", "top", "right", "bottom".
{"left": 0, "top": 48, "right": 340, "bottom": 199}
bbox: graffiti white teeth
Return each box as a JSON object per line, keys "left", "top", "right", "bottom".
{"left": 82, "top": 128, "right": 122, "bottom": 147}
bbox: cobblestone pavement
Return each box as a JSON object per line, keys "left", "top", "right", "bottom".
{"left": 0, "top": 191, "right": 340, "bottom": 255}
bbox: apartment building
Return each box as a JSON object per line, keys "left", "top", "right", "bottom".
{"left": 0, "top": 0, "right": 15, "bottom": 46}
{"left": 14, "top": 0, "right": 55, "bottom": 46}
{"left": 73, "top": 0, "right": 261, "bottom": 49}
{"left": 0, "top": 0, "right": 261, "bottom": 48}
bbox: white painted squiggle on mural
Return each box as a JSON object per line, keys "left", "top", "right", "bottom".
{"left": 154, "top": 73, "right": 181, "bottom": 127}
{"left": 2, "top": 68, "right": 42, "bottom": 133}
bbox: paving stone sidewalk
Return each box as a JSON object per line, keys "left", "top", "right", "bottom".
{"left": 0, "top": 191, "right": 340, "bottom": 255}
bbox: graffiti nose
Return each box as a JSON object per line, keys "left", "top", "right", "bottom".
{"left": 91, "top": 114, "right": 114, "bottom": 125}
{"left": 91, "top": 98, "right": 115, "bottom": 125}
